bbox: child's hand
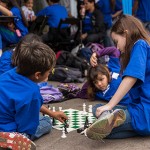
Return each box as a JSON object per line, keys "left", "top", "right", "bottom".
{"left": 96, "top": 104, "right": 112, "bottom": 118}
{"left": 90, "top": 52, "right": 97, "bottom": 67}
{"left": 80, "top": 33, "right": 87, "bottom": 40}
{"left": 31, "top": 16, "right": 36, "bottom": 21}
{"left": 53, "top": 111, "right": 68, "bottom": 123}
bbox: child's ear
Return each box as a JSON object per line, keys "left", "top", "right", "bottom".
{"left": 34, "top": 72, "right": 41, "bottom": 80}
{"left": 124, "top": 30, "right": 128, "bottom": 35}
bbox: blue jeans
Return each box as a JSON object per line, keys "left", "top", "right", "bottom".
{"left": 92, "top": 104, "right": 138, "bottom": 139}
{"left": 25, "top": 115, "right": 52, "bottom": 141}
{"left": 0, "top": 25, "right": 21, "bottom": 50}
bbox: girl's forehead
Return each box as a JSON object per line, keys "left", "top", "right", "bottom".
{"left": 97, "top": 73, "right": 105, "bottom": 78}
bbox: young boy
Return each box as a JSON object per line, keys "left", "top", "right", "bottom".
{"left": 0, "top": 41, "right": 68, "bottom": 149}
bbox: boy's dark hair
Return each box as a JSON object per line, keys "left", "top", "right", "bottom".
{"left": 12, "top": 33, "right": 42, "bottom": 66}
{"left": 16, "top": 41, "right": 56, "bottom": 76}
{"left": 87, "top": 64, "right": 110, "bottom": 99}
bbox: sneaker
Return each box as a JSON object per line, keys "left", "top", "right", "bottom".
{"left": 0, "top": 132, "right": 36, "bottom": 150}
{"left": 86, "top": 109, "right": 126, "bottom": 140}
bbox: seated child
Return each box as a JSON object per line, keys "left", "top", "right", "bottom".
{"left": 36, "top": 0, "right": 69, "bottom": 44}
{"left": 87, "top": 64, "right": 131, "bottom": 106}
{"left": 22, "top": 0, "right": 36, "bottom": 22}
{"left": 0, "top": 0, "right": 28, "bottom": 53}
{"left": 77, "top": 46, "right": 121, "bottom": 99}
{"left": 0, "top": 40, "right": 67, "bottom": 143}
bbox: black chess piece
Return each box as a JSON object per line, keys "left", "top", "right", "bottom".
{"left": 52, "top": 118, "right": 55, "bottom": 126}
{"left": 77, "top": 127, "right": 84, "bottom": 133}
{"left": 77, "top": 116, "right": 89, "bottom": 134}
{"left": 84, "top": 116, "right": 89, "bottom": 129}
{"left": 64, "top": 120, "right": 69, "bottom": 134}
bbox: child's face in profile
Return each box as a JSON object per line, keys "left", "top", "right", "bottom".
{"left": 37, "top": 69, "right": 52, "bottom": 83}
{"left": 93, "top": 73, "right": 109, "bottom": 91}
{"left": 111, "top": 32, "right": 126, "bottom": 54}
{"left": 25, "top": 0, "right": 34, "bottom": 10}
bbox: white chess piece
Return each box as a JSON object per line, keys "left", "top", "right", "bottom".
{"left": 48, "top": 105, "right": 51, "bottom": 110}
{"left": 82, "top": 103, "right": 87, "bottom": 115}
{"left": 88, "top": 105, "right": 92, "bottom": 113}
{"left": 61, "top": 127, "right": 67, "bottom": 138}
{"left": 52, "top": 106, "right": 56, "bottom": 112}
{"left": 59, "top": 107, "right": 62, "bottom": 111}
{"left": 68, "top": 117, "right": 71, "bottom": 126}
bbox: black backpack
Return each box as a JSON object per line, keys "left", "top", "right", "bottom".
{"left": 48, "top": 65, "right": 85, "bottom": 83}
{"left": 56, "top": 51, "right": 89, "bottom": 76}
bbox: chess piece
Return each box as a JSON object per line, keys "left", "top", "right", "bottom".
{"left": 61, "top": 127, "right": 67, "bottom": 138}
{"left": 52, "top": 106, "right": 56, "bottom": 112}
{"left": 64, "top": 120, "right": 69, "bottom": 134}
{"left": 82, "top": 103, "right": 87, "bottom": 115}
{"left": 77, "top": 127, "right": 84, "bottom": 133}
{"left": 59, "top": 107, "right": 62, "bottom": 111}
{"left": 48, "top": 105, "right": 51, "bottom": 110}
{"left": 88, "top": 105, "right": 92, "bottom": 113}
{"left": 84, "top": 116, "right": 89, "bottom": 129}
{"left": 52, "top": 118, "right": 55, "bottom": 126}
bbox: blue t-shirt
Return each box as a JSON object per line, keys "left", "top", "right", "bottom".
{"left": 107, "top": 56, "right": 120, "bottom": 73}
{"left": 11, "top": 7, "right": 28, "bottom": 36}
{"left": 36, "top": 4, "right": 68, "bottom": 28}
{"left": 123, "top": 39, "right": 150, "bottom": 135}
{"left": 136, "top": 0, "right": 150, "bottom": 22}
{"left": 96, "top": 0, "right": 112, "bottom": 28}
{"left": 0, "top": 68, "right": 43, "bottom": 135}
{"left": 0, "top": 50, "right": 13, "bottom": 76}
{"left": 82, "top": 12, "right": 93, "bottom": 33}
{"left": 95, "top": 73, "right": 130, "bottom": 106}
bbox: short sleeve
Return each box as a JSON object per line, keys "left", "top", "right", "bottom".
{"left": 123, "top": 40, "right": 147, "bottom": 83}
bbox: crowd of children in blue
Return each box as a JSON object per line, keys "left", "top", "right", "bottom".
{"left": 0, "top": 0, "right": 150, "bottom": 149}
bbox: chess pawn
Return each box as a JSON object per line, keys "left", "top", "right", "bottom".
{"left": 59, "top": 107, "right": 62, "bottom": 111}
{"left": 61, "top": 127, "right": 67, "bottom": 138}
{"left": 48, "top": 105, "right": 51, "bottom": 110}
{"left": 88, "top": 105, "right": 92, "bottom": 113}
{"left": 82, "top": 103, "right": 87, "bottom": 115}
{"left": 52, "top": 106, "right": 56, "bottom": 112}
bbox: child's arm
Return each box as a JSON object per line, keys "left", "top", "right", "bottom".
{"left": 0, "top": 5, "right": 13, "bottom": 16}
{"left": 95, "top": 46, "right": 120, "bottom": 58}
{"left": 90, "top": 46, "right": 120, "bottom": 67}
{"left": 96, "top": 76, "right": 137, "bottom": 117}
{"left": 40, "top": 105, "right": 68, "bottom": 123}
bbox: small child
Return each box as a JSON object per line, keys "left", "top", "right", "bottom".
{"left": 77, "top": 46, "right": 121, "bottom": 99}
{"left": 87, "top": 64, "right": 130, "bottom": 106}
{"left": 0, "top": 0, "right": 28, "bottom": 52}
{"left": 22, "top": 0, "right": 36, "bottom": 22}
{"left": 0, "top": 40, "right": 67, "bottom": 144}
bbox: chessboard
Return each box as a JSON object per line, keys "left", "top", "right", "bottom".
{"left": 52, "top": 108, "right": 96, "bottom": 132}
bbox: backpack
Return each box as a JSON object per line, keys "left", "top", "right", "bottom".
{"left": 38, "top": 82, "right": 64, "bottom": 103}
{"left": 57, "top": 83, "right": 81, "bottom": 99}
{"left": 77, "top": 43, "right": 104, "bottom": 62}
{"left": 56, "top": 51, "right": 89, "bottom": 76}
{"left": 87, "top": 43, "right": 104, "bottom": 52}
{"left": 48, "top": 65, "right": 85, "bottom": 83}
{"left": 77, "top": 43, "right": 107, "bottom": 64}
